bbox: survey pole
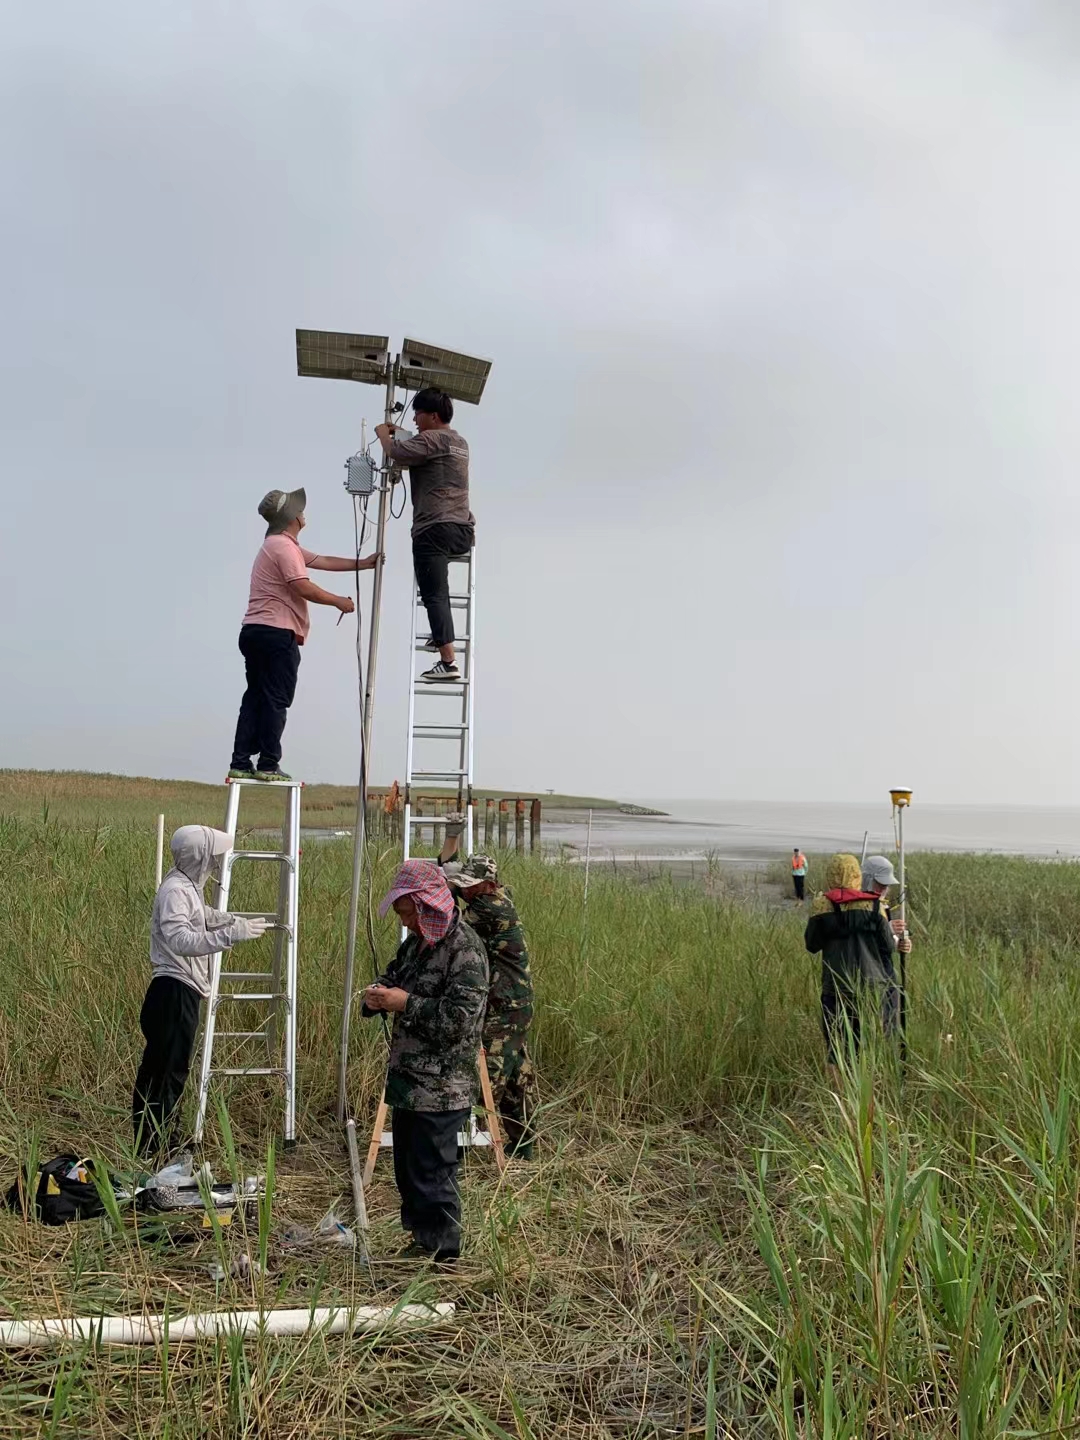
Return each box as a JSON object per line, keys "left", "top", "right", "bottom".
{"left": 337, "top": 360, "right": 396, "bottom": 1122}
{"left": 890, "top": 787, "right": 912, "bottom": 1061}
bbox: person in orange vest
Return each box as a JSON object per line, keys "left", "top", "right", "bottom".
{"left": 791, "top": 847, "right": 808, "bottom": 902}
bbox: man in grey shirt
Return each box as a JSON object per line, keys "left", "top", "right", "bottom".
{"left": 375, "top": 387, "right": 473, "bottom": 682}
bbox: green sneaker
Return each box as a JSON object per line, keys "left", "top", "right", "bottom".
{"left": 227, "top": 767, "right": 256, "bottom": 781}
{"left": 255, "top": 768, "right": 293, "bottom": 783}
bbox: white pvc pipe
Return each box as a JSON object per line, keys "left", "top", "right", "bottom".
{"left": 0, "top": 1302, "right": 454, "bottom": 1349}
{"left": 154, "top": 813, "right": 165, "bottom": 887}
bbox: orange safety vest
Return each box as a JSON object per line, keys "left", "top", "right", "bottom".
{"left": 792, "top": 853, "right": 807, "bottom": 871}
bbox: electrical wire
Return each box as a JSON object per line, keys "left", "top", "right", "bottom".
{"left": 351, "top": 492, "right": 391, "bottom": 1049}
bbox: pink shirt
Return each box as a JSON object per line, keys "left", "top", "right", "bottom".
{"left": 242, "top": 534, "right": 321, "bottom": 643}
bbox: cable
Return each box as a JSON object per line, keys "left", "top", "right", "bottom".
{"left": 350, "top": 493, "right": 391, "bottom": 1048}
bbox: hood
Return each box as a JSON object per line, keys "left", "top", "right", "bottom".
{"left": 170, "top": 825, "right": 232, "bottom": 889}
{"left": 810, "top": 853, "right": 876, "bottom": 915}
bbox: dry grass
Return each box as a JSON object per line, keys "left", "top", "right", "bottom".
{"left": 4, "top": 799, "right": 1080, "bottom": 1435}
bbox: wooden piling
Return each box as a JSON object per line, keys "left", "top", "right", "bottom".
{"left": 530, "top": 798, "right": 541, "bottom": 855}
{"left": 498, "top": 800, "right": 509, "bottom": 850}
{"left": 515, "top": 799, "right": 526, "bottom": 854}
{"left": 485, "top": 798, "right": 495, "bottom": 848}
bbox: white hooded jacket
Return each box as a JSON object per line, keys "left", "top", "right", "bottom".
{"left": 150, "top": 826, "right": 254, "bottom": 999}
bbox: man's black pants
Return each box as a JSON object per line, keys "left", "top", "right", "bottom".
{"left": 132, "top": 977, "right": 202, "bottom": 1157}
{"left": 793, "top": 874, "right": 805, "bottom": 901}
{"left": 412, "top": 523, "right": 474, "bottom": 649}
{"left": 391, "top": 1106, "right": 469, "bottom": 1256}
{"left": 231, "top": 624, "right": 301, "bottom": 771}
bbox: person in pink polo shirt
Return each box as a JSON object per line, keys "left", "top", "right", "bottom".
{"left": 229, "top": 488, "right": 379, "bottom": 781}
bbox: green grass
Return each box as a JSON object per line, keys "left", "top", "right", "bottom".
{"left": 0, "top": 769, "right": 621, "bottom": 833}
{"left": 3, "top": 800, "right": 1080, "bottom": 1435}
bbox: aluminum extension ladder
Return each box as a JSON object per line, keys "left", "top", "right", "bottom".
{"left": 194, "top": 776, "right": 301, "bottom": 1147}
{"left": 403, "top": 548, "right": 476, "bottom": 857}
{"left": 364, "top": 546, "right": 504, "bottom": 1177}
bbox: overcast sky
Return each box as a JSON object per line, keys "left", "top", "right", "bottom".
{"left": 3, "top": 0, "right": 1079, "bottom": 805}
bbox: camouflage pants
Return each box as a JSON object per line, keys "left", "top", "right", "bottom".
{"left": 482, "top": 1018, "right": 537, "bottom": 1151}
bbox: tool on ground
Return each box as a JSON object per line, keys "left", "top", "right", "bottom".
{"left": 363, "top": 1046, "right": 506, "bottom": 1186}
{"left": 890, "top": 787, "right": 912, "bottom": 1061}
{"left": 194, "top": 776, "right": 302, "bottom": 1147}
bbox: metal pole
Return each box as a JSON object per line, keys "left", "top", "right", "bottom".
{"left": 583, "top": 808, "right": 593, "bottom": 903}
{"left": 897, "top": 801, "right": 906, "bottom": 1058}
{"left": 859, "top": 829, "right": 869, "bottom": 867}
{"left": 154, "top": 813, "right": 165, "bottom": 887}
{"left": 337, "top": 361, "right": 395, "bottom": 1123}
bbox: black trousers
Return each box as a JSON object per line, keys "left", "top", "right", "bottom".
{"left": 231, "top": 624, "right": 301, "bottom": 770}
{"left": 132, "top": 977, "right": 202, "bottom": 1157}
{"left": 391, "top": 1106, "right": 469, "bottom": 1256}
{"left": 793, "top": 874, "right": 805, "bottom": 900}
{"left": 412, "top": 523, "right": 474, "bottom": 649}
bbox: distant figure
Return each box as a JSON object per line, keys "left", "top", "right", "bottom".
{"left": 229, "top": 488, "right": 378, "bottom": 781}
{"left": 133, "top": 826, "right": 267, "bottom": 1157}
{"left": 804, "top": 853, "right": 899, "bottom": 1079}
{"left": 791, "top": 847, "right": 808, "bottom": 902}
{"left": 375, "top": 388, "right": 472, "bottom": 684}
{"left": 439, "top": 821, "right": 538, "bottom": 1158}
{"left": 363, "top": 860, "right": 488, "bottom": 1261}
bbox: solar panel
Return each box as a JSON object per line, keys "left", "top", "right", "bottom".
{"left": 396, "top": 338, "right": 492, "bottom": 404}
{"left": 296, "top": 330, "right": 390, "bottom": 385}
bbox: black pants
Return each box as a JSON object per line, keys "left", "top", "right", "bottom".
{"left": 412, "top": 523, "right": 474, "bottom": 649}
{"left": 793, "top": 874, "right": 805, "bottom": 900}
{"left": 391, "top": 1106, "right": 469, "bottom": 1256}
{"left": 821, "top": 980, "right": 899, "bottom": 1065}
{"left": 132, "top": 977, "right": 202, "bottom": 1157}
{"left": 231, "top": 624, "right": 301, "bottom": 770}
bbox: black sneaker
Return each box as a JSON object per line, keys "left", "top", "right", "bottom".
{"left": 421, "top": 660, "right": 460, "bottom": 683}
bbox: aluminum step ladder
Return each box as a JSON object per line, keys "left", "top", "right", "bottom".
{"left": 194, "top": 776, "right": 301, "bottom": 1147}
{"left": 404, "top": 549, "right": 476, "bottom": 857}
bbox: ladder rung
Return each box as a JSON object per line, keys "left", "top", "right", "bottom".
{"left": 228, "top": 851, "right": 295, "bottom": 866}
{"left": 413, "top": 724, "right": 469, "bottom": 734}
{"left": 218, "top": 992, "right": 280, "bottom": 1003}
{"left": 414, "top": 680, "right": 469, "bottom": 691}
{"left": 217, "top": 1030, "right": 269, "bottom": 1040}
{"left": 407, "top": 814, "right": 463, "bottom": 826}
{"left": 211, "top": 1067, "right": 285, "bottom": 1077}
{"left": 231, "top": 912, "right": 291, "bottom": 929}
{"left": 220, "top": 971, "right": 275, "bottom": 981}
{"left": 415, "top": 639, "right": 470, "bottom": 651}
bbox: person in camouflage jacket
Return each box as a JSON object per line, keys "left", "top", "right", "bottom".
{"left": 363, "top": 859, "right": 488, "bottom": 1259}
{"left": 440, "top": 831, "right": 538, "bottom": 1157}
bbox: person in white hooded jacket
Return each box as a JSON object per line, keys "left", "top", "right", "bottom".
{"left": 133, "top": 825, "right": 268, "bottom": 1156}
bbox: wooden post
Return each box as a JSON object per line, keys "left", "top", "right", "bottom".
{"left": 485, "top": 798, "right": 495, "bottom": 848}
{"left": 498, "top": 800, "right": 509, "bottom": 850}
{"left": 515, "top": 799, "right": 526, "bottom": 854}
{"left": 530, "top": 798, "right": 541, "bottom": 855}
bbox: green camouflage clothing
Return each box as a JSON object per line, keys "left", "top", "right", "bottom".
{"left": 459, "top": 883, "right": 538, "bottom": 1147}
{"left": 363, "top": 916, "right": 488, "bottom": 1112}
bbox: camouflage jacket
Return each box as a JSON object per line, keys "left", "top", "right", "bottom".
{"left": 363, "top": 916, "right": 489, "bottom": 1112}
{"left": 459, "top": 885, "right": 534, "bottom": 1025}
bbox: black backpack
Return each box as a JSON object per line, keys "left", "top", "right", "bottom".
{"left": 4, "top": 1154, "right": 110, "bottom": 1225}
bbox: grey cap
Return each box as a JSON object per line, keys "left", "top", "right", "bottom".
{"left": 862, "top": 855, "right": 899, "bottom": 889}
{"left": 258, "top": 487, "right": 307, "bottom": 534}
